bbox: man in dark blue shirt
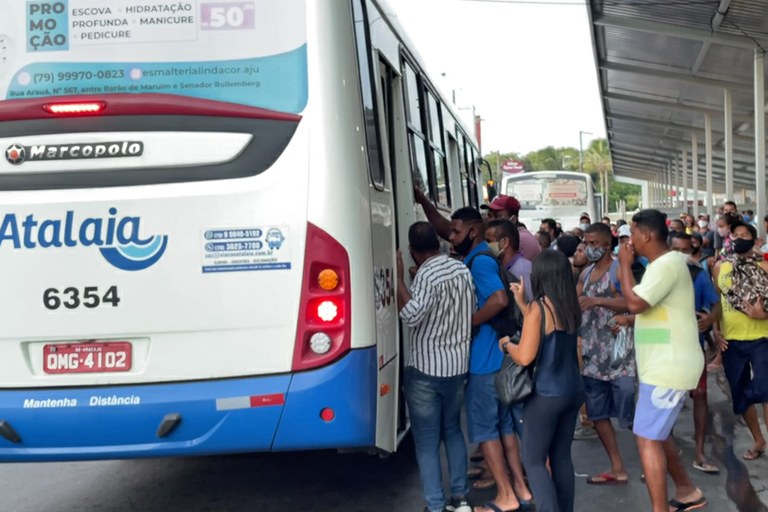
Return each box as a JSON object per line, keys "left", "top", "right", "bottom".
{"left": 669, "top": 232, "right": 721, "bottom": 474}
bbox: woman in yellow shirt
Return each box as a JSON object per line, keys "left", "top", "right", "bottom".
{"left": 683, "top": 215, "right": 696, "bottom": 235}
{"left": 713, "top": 221, "right": 768, "bottom": 461}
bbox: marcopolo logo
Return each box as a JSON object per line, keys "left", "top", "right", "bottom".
{"left": 5, "top": 145, "right": 25, "bottom": 165}
{"left": 4, "top": 141, "right": 144, "bottom": 165}
{"left": 0, "top": 208, "right": 168, "bottom": 271}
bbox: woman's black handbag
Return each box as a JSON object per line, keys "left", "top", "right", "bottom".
{"left": 495, "top": 301, "right": 545, "bottom": 407}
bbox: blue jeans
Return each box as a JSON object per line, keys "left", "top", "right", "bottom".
{"left": 405, "top": 367, "right": 469, "bottom": 512}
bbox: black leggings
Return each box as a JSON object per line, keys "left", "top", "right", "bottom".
{"left": 521, "top": 392, "right": 584, "bottom": 512}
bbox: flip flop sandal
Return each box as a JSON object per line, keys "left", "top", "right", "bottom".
{"left": 475, "top": 502, "right": 516, "bottom": 512}
{"left": 518, "top": 499, "right": 534, "bottom": 509}
{"left": 669, "top": 497, "right": 707, "bottom": 511}
{"left": 586, "top": 472, "right": 628, "bottom": 485}
{"left": 467, "top": 467, "right": 484, "bottom": 479}
{"left": 743, "top": 448, "right": 765, "bottom": 461}
{"left": 472, "top": 478, "right": 496, "bottom": 490}
{"left": 470, "top": 451, "right": 485, "bottom": 462}
{"left": 692, "top": 461, "right": 719, "bottom": 474}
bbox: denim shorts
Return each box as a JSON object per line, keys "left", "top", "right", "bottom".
{"left": 583, "top": 376, "right": 636, "bottom": 429}
{"left": 466, "top": 372, "right": 515, "bottom": 443}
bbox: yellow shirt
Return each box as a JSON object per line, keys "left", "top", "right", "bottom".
{"left": 633, "top": 251, "right": 704, "bottom": 390}
{"left": 717, "top": 260, "right": 768, "bottom": 341}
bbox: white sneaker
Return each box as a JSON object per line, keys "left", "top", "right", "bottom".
{"left": 446, "top": 496, "right": 472, "bottom": 512}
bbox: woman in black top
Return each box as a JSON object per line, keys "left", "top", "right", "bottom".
{"left": 500, "top": 250, "right": 585, "bottom": 512}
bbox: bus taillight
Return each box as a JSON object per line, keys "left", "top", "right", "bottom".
{"left": 312, "top": 299, "right": 341, "bottom": 323}
{"left": 42, "top": 101, "right": 106, "bottom": 116}
{"left": 292, "top": 224, "right": 351, "bottom": 372}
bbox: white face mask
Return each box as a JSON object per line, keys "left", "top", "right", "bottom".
{"left": 487, "top": 242, "right": 501, "bottom": 257}
{"left": 580, "top": 223, "right": 590, "bottom": 231}
{"left": 698, "top": 220, "right": 709, "bottom": 229}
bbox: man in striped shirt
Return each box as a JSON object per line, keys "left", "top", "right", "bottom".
{"left": 397, "top": 221, "right": 475, "bottom": 512}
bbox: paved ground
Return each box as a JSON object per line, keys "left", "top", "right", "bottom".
{"left": 567, "top": 369, "right": 768, "bottom": 512}
{"left": 464, "top": 369, "right": 768, "bottom": 512}
{"left": 0, "top": 370, "right": 765, "bottom": 511}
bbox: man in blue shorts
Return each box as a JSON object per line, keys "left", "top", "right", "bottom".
{"left": 619, "top": 210, "right": 706, "bottom": 512}
{"left": 449, "top": 207, "right": 524, "bottom": 512}
{"left": 578, "top": 223, "right": 635, "bottom": 486}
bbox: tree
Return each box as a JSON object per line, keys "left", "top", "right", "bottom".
{"left": 583, "top": 139, "right": 611, "bottom": 176}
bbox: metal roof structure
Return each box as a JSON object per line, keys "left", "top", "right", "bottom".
{"left": 587, "top": 0, "right": 768, "bottom": 212}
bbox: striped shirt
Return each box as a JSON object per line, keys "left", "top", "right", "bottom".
{"left": 400, "top": 254, "right": 475, "bottom": 377}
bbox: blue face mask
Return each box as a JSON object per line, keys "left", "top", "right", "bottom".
{"left": 613, "top": 245, "right": 619, "bottom": 255}
{"left": 637, "top": 256, "right": 649, "bottom": 266}
{"left": 744, "top": 215, "right": 752, "bottom": 222}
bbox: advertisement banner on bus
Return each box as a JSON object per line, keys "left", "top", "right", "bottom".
{"left": 0, "top": 0, "right": 308, "bottom": 113}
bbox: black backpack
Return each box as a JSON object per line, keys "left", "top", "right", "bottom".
{"left": 466, "top": 251, "right": 523, "bottom": 338}
{"left": 687, "top": 262, "right": 703, "bottom": 283}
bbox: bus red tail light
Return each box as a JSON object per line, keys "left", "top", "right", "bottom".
{"left": 42, "top": 101, "right": 106, "bottom": 116}
{"left": 310, "top": 298, "right": 343, "bottom": 323}
{"left": 292, "top": 224, "right": 351, "bottom": 372}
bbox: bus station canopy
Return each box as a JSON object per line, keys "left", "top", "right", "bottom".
{"left": 588, "top": 0, "right": 768, "bottom": 195}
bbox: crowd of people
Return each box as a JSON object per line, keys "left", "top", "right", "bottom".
{"left": 395, "top": 190, "right": 768, "bottom": 512}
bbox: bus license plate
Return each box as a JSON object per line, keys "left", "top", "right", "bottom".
{"left": 43, "top": 342, "right": 132, "bottom": 374}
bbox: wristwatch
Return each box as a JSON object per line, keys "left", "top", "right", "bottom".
{"left": 501, "top": 341, "right": 510, "bottom": 353}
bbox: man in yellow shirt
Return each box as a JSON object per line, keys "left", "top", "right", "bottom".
{"left": 713, "top": 221, "right": 768, "bottom": 462}
{"left": 618, "top": 210, "right": 706, "bottom": 512}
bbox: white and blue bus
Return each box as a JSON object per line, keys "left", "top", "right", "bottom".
{"left": 0, "top": 0, "right": 482, "bottom": 461}
{"left": 501, "top": 171, "right": 599, "bottom": 232}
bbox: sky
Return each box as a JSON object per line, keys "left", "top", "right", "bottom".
{"left": 385, "top": 0, "right": 607, "bottom": 156}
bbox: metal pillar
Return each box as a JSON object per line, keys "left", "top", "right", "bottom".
{"left": 705, "top": 113, "right": 714, "bottom": 217}
{"left": 755, "top": 49, "right": 766, "bottom": 240}
{"left": 674, "top": 158, "right": 680, "bottom": 208}
{"left": 667, "top": 164, "right": 673, "bottom": 208}
{"left": 682, "top": 149, "right": 688, "bottom": 211}
{"left": 692, "top": 134, "right": 700, "bottom": 218}
{"left": 657, "top": 173, "right": 661, "bottom": 208}
{"left": 724, "top": 88, "right": 734, "bottom": 201}
{"left": 648, "top": 180, "right": 653, "bottom": 208}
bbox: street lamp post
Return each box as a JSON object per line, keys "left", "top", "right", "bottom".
{"left": 579, "top": 130, "right": 593, "bottom": 173}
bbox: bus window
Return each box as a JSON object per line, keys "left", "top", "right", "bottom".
{"left": 468, "top": 146, "right": 479, "bottom": 208}
{"left": 458, "top": 136, "right": 470, "bottom": 207}
{"left": 403, "top": 63, "right": 422, "bottom": 132}
{"left": 352, "top": 0, "right": 384, "bottom": 188}
{"left": 426, "top": 91, "right": 449, "bottom": 207}
{"left": 403, "top": 59, "right": 431, "bottom": 197}
{"left": 427, "top": 93, "right": 442, "bottom": 148}
{"left": 434, "top": 150, "right": 449, "bottom": 206}
{"left": 0, "top": 1, "right": 307, "bottom": 190}
{"left": 410, "top": 135, "right": 429, "bottom": 193}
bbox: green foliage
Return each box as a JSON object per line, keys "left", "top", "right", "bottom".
{"left": 608, "top": 176, "right": 641, "bottom": 211}
{"left": 484, "top": 138, "right": 641, "bottom": 211}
